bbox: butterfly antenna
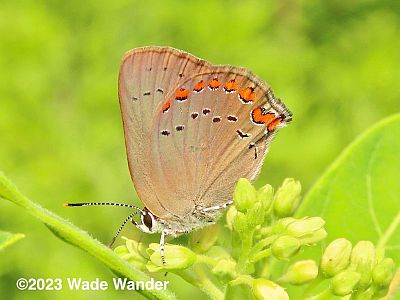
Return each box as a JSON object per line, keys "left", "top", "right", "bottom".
{"left": 108, "top": 211, "right": 139, "bottom": 248}
{"left": 64, "top": 202, "right": 144, "bottom": 213}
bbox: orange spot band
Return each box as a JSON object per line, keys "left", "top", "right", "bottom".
{"left": 208, "top": 78, "right": 221, "bottom": 90}
{"left": 251, "top": 107, "right": 275, "bottom": 125}
{"left": 162, "top": 99, "right": 171, "bottom": 113}
{"left": 193, "top": 80, "right": 206, "bottom": 92}
{"left": 239, "top": 87, "right": 255, "bottom": 103}
{"left": 224, "top": 79, "right": 239, "bottom": 92}
{"left": 175, "top": 88, "right": 189, "bottom": 101}
{"left": 267, "top": 117, "right": 282, "bottom": 132}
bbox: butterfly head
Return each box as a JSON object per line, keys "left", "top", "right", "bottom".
{"left": 136, "top": 208, "right": 160, "bottom": 234}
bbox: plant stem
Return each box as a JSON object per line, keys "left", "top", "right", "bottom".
{"left": 237, "top": 231, "right": 254, "bottom": 273}
{"left": 257, "top": 226, "right": 274, "bottom": 237}
{"left": 304, "top": 288, "right": 333, "bottom": 300}
{"left": 193, "top": 265, "right": 224, "bottom": 300}
{"left": 176, "top": 267, "right": 224, "bottom": 300}
{"left": 251, "top": 234, "right": 277, "bottom": 253}
{"left": 196, "top": 254, "right": 218, "bottom": 267}
{"left": 229, "top": 275, "right": 253, "bottom": 287}
{"left": 301, "top": 275, "right": 324, "bottom": 298}
{"left": 250, "top": 248, "right": 272, "bottom": 263}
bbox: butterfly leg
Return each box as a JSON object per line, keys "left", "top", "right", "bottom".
{"left": 201, "top": 200, "right": 234, "bottom": 213}
{"left": 160, "top": 229, "right": 167, "bottom": 265}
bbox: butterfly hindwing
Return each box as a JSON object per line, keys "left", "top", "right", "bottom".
{"left": 149, "top": 67, "right": 291, "bottom": 216}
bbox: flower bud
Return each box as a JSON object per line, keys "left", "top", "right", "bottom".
{"left": 298, "top": 228, "right": 327, "bottom": 245}
{"left": 372, "top": 258, "right": 395, "bottom": 288}
{"left": 114, "top": 237, "right": 148, "bottom": 269}
{"left": 247, "top": 202, "right": 265, "bottom": 227}
{"left": 146, "top": 243, "right": 196, "bottom": 272}
{"left": 350, "top": 241, "right": 376, "bottom": 287}
{"left": 257, "top": 183, "right": 274, "bottom": 211}
{"left": 125, "top": 237, "right": 148, "bottom": 257}
{"left": 283, "top": 260, "right": 319, "bottom": 285}
{"left": 331, "top": 270, "right": 361, "bottom": 296}
{"left": 114, "top": 244, "right": 147, "bottom": 270}
{"left": 321, "top": 238, "right": 352, "bottom": 277}
{"left": 212, "top": 258, "right": 237, "bottom": 279}
{"left": 273, "top": 217, "right": 297, "bottom": 233}
{"left": 252, "top": 278, "right": 289, "bottom": 300}
{"left": 232, "top": 211, "right": 249, "bottom": 236}
{"left": 207, "top": 246, "right": 231, "bottom": 260}
{"left": 190, "top": 224, "right": 219, "bottom": 253}
{"left": 226, "top": 205, "right": 237, "bottom": 230}
{"left": 272, "top": 235, "right": 301, "bottom": 260}
{"left": 285, "top": 217, "right": 326, "bottom": 245}
{"left": 233, "top": 178, "right": 257, "bottom": 212}
{"left": 376, "top": 247, "right": 385, "bottom": 263}
{"left": 285, "top": 217, "right": 325, "bottom": 238}
{"left": 273, "top": 178, "right": 301, "bottom": 217}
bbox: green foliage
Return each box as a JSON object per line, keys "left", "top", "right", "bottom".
{"left": 298, "top": 114, "right": 400, "bottom": 263}
{"left": 0, "top": 172, "right": 176, "bottom": 300}
{"left": 0, "top": 230, "right": 24, "bottom": 251}
{"left": 1, "top": 1, "right": 399, "bottom": 299}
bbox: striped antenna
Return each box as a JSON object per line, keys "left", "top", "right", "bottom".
{"left": 108, "top": 211, "right": 140, "bottom": 247}
{"left": 64, "top": 202, "right": 144, "bottom": 214}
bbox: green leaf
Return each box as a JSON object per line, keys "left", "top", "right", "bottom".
{"left": 0, "top": 230, "right": 24, "bottom": 251}
{"left": 298, "top": 114, "right": 400, "bottom": 264}
{"left": 0, "top": 171, "right": 176, "bottom": 300}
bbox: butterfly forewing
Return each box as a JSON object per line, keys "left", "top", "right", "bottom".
{"left": 118, "top": 47, "right": 212, "bottom": 218}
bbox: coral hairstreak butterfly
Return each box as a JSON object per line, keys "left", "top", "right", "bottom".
{"left": 66, "top": 46, "right": 292, "bottom": 263}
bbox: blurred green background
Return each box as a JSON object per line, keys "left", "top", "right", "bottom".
{"left": 1, "top": 1, "right": 399, "bottom": 299}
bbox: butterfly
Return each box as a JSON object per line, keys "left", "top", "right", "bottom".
{"left": 66, "top": 46, "right": 292, "bottom": 263}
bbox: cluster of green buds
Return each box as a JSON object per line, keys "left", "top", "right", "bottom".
{"left": 114, "top": 178, "right": 396, "bottom": 300}
{"left": 316, "top": 238, "right": 396, "bottom": 299}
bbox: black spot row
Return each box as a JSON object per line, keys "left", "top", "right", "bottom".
{"left": 202, "top": 108, "right": 211, "bottom": 115}
{"left": 227, "top": 115, "right": 238, "bottom": 122}
{"left": 212, "top": 116, "right": 221, "bottom": 123}
{"left": 160, "top": 114, "right": 240, "bottom": 136}
{"left": 161, "top": 130, "right": 170, "bottom": 136}
{"left": 236, "top": 130, "right": 250, "bottom": 139}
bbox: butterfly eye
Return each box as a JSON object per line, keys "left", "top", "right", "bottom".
{"left": 141, "top": 210, "right": 153, "bottom": 230}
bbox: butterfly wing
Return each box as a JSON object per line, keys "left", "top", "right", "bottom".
{"left": 149, "top": 67, "right": 291, "bottom": 218}
{"left": 118, "top": 47, "right": 212, "bottom": 219}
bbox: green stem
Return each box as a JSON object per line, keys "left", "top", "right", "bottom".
{"left": 176, "top": 268, "right": 224, "bottom": 300}
{"left": 257, "top": 226, "right": 274, "bottom": 237}
{"left": 193, "top": 265, "right": 224, "bottom": 300}
{"left": 251, "top": 235, "right": 277, "bottom": 253}
{"left": 237, "top": 231, "right": 254, "bottom": 273}
{"left": 174, "top": 269, "right": 199, "bottom": 287}
{"left": 250, "top": 248, "right": 272, "bottom": 263}
{"left": 0, "top": 172, "right": 176, "bottom": 300}
{"left": 196, "top": 255, "right": 219, "bottom": 267}
{"left": 229, "top": 275, "right": 253, "bottom": 287}
{"left": 301, "top": 275, "right": 324, "bottom": 298}
{"left": 304, "top": 288, "right": 333, "bottom": 300}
